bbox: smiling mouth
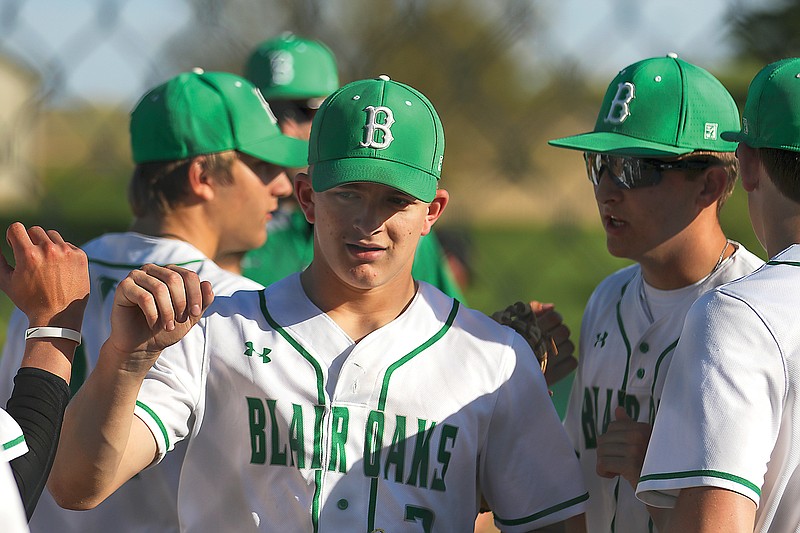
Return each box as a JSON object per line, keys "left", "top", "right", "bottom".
{"left": 605, "top": 215, "right": 625, "bottom": 228}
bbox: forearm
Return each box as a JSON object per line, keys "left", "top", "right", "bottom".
{"left": 6, "top": 367, "right": 70, "bottom": 520}
{"left": 659, "top": 487, "right": 756, "bottom": 533}
{"left": 48, "top": 341, "right": 156, "bottom": 509}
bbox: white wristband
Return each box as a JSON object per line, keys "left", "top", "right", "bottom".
{"left": 25, "top": 327, "right": 82, "bottom": 345}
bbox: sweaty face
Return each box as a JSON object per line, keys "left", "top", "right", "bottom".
{"left": 214, "top": 154, "right": 292, "bottom": 255}
{"left": 307, "top": 182, "right": 432, "bottom": 291}
{"left": 592, "top": 161, "right": 706, "bottom": 263}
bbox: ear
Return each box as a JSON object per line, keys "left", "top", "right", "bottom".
{"left": 737, "top": 144, "right": 762, "bottom": 193}
{"left": 696, "top": 165, "right": 729, "bottom": 209}
{"left": 421, "top": 189, "right": 449, "bottom": 236}
{"left": 294, "top": 172, "right": 316, "bottom": 223}
{"left": 187, "top": 156, "right": 216, "bottom": 201}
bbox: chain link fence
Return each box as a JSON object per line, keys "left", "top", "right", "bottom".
{"left": 0, "top": 0, "right": 779, "bottom": 328}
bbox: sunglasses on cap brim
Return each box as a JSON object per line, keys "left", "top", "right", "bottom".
{"left": 584, "top": 152, "right": 714, "bottom": 189}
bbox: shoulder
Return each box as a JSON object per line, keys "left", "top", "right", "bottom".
{"left": 194, "top": 262, "right": 263, "bottom": 295}
{"left": 413, "top": 282, "right": 507, "bottom": 340}
{"left": 584, "top": 263, "right": 639, "bottom": 310}
{"left": 727, "top": 241, "right": 766, "bottom": 273}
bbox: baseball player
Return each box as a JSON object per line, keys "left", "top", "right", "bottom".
{"left": 0, "top": 222, "right": 90, "bottom": 531}
{"left": 50, "top": 75, "right": 588, "bottom": 532}
{"left": 548, "top": 54, "right": 764, "bottom": 533}
{"left": 637, "top": 57, "right": 800, "bottom": 533}
{"left": 0, "top": 70, "right": 306, "bottom": 532}
{"left": 239, "top": 33, "right": 466, "bottom": 303}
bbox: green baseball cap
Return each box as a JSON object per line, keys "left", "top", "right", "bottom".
{"left": 130, "top": 70, "right": 308, "bottom": 166}
{"left": 308, "top": 75, "right": 445, "bottom": 202}
{"left": 549, "top": 53, "right": 740, "bottom": 157}
{"left": 245, "top": 33, "right": 339, "bottom": 105}
{"left": 721, "top": 58, "right": 800, "bottom": 152}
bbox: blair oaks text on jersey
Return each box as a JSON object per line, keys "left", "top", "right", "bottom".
{"left": 247, "top": 397, "right": 457, "bottom": 490}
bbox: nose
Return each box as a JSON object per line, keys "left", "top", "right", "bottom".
{"left": 352, "top": 199, "right": 385, "bottom": 236}
{"left": 271, "top": 171, "right": 293, "bottom": 199}
{"left": 593, "top": 168, "right": 623, "bottom": 204}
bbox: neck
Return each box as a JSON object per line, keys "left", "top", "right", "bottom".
{"left": 639, "top": 226, "right": 732, "bottom": 290}
{"left": 756, "top": 185, "right": 800, "bottom": 258}
{"left": 130, "top": 211, "right": 219, "bottom": 259}
{"left": 300, "top": 263, "right": 417, "bottom": 342}
{"left": 763, "top": 213, "right": 800, "bottom": 258}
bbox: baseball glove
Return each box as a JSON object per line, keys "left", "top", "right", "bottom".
{"left": 491, "top": 301, "right": 554, "bottom": 374}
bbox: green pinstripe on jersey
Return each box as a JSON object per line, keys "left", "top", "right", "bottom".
{"left": 638, "top": 469, "right": 761, "bottom": 496}
{"left": 495, "top": 492, "right": 590, "bottom": 526}
{"left": 136, "top": 400, "right": 170, "bottom": 450}
{"left": 366, "top": 299, "right": 459, "bottom": 532}
{"left": 616, "top": 280, "right": 634, "bottom": 395}
{"left": 87, "top": 258, "right": 205, "bottom": 270}
{"left": 378, "top": 301, "right": 460, "bottom": 411}
{"left": 612, "top": 277, "right": 679, "bottom": 532}
{"left": 259, "top": 290, "right": 328, "bottom": 532}
{"left": 312, "top": 469, "right": 322, "bottom": 533}
{"left": 650, "top": 340, "right": 678, "bottom": 398}
{"left": 259, "top": 290, "right": 326, "bottom": 406}
{"left": 766, "top": 260, "right": 800, "bottom": 266}
{"left": 2, "top": 434, "right": 24, "bottom": 451}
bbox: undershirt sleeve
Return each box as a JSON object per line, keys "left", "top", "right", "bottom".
{"left": 6, "top": 367, "right": 70, "bottom": 520}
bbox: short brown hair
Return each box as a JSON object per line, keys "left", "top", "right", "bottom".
{"left": 129, "top": 151, "right": 238, "bottom": 217}
{"left": 758, "top": 147, "right": 800, "bottom": 203}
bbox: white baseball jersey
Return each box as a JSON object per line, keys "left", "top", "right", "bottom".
{"left": 0, "top": 232, "right": 261, "bottom": 533}
{"left": 134, "top": 274, "right": 588, "bottom": 532}
{"left": 638, "top": 244, "right": 800, "bottom": 532}
{"left": 0, "top": 407, "right": 30, "bottom": 533}
{"left": 563, "top": 243, "right": 762, "bottom": 533}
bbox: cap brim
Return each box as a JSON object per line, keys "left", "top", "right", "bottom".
{"left": 240, "top": 135, "right": 309, "bottom": 168}
{"left": 720, "top": 130, "right": 746, "bottom": 143}
{"left": 548, "top": 132, "right": 694, "bottom": 157}
{"left": 312, "top": 158, "right": 438, "bottom": 202}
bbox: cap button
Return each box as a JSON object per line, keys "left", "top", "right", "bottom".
{"left": 378, "top": 74, "right": 391, "bottom": 81}
{"left": 191, "top": 67, "right": 205, "bottom": 74}
{"left": 666, "top": 52, "right": 678, "bottom": 59}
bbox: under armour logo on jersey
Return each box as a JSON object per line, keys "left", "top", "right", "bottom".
{"left": 704, "top": 122, "right": 718, "bottom": 140}
{"left": 604, "top": 82, "right": 635, "bottom": 124}
{"left": 244, "top": 342, "right": 272, "bottom": 363}
{"left": 360, "top": 106, "right": 395, "bottom": 149}
{"left": 594, "top": 331, "right": 608, "bottom": 348}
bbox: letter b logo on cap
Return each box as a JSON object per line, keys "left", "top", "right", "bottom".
{"left": 360, "top": 106, "right": 395, "bottom": 149}
{"left": 605, "top": 82, "right": 635, "bottom": 125}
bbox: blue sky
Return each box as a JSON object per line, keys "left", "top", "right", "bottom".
{"left": 0, "top": 0, "right": 765, "bottom": 106}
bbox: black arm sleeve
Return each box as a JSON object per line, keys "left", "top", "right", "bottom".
{"left": 5, "top": 367, "right": 70, "bottom": 521}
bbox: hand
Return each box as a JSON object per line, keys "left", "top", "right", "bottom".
{"left": 530, "top": 301, "right": 577, "bottom": 385}
{"left": 0, "top": 222, "right": 89, "bottom": 331}
{"left": 106, "top": 264, "right": 214, "bottom": 372}
{"left": 596, "top": 406, "right": 652, "bottom": 489}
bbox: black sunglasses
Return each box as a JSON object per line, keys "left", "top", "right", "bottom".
{"left": 584, "top": 152, "right": 714, "bottom": 189}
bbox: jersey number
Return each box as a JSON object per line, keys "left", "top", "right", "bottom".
{"left": 404, "top": 505, "right": 434, "bottom": 532}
